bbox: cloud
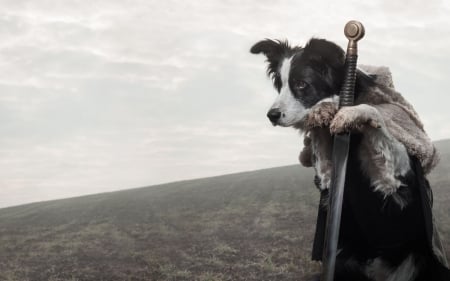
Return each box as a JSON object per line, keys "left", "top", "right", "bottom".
{"left": 0, "top": 120, "right": 302, "bottom": 207}
{"left": 1, "top": 0, "right": 450, "bottom": 207}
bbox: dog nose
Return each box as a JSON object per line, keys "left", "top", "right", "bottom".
{"left": 267, "top": 108, "right": 282, "bottom": 123}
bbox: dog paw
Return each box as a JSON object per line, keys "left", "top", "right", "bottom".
{"left": 378, "top": 184, "right": 412, "bottom": 211}
{"left": 305, "top": 102, "right": 338, "bottom": 129}
{"left": 372, "top": 177, "right": 404, "bottom": 196}
{"left": 330, "top": 104, "right": 382, "bottom": 134}
{"left": 313, "top": 173, "right": 331, "bottom": 191}
{"left": 321, "top": 176, "right": 331, "bottom": 191}
{"left": 372, "top": 177, "right": 410, "bottom": 210}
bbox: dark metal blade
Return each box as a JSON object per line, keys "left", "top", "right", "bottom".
{"left": 321, "top": 133, "right": 351, "bottom": 281}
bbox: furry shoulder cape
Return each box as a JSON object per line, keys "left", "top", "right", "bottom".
{"left": 356, "top": 65, "right": 438, "bottom": 174}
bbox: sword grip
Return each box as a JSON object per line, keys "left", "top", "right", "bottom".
{"left": 339, "top": 20, "right": 365, "bottom": 108}
{"left": 339, "top": 54, "right": 358, "bottom": 108}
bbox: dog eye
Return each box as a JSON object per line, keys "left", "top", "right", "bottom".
{"left": 294, "top": 80, "right": 308, "bottom": 91}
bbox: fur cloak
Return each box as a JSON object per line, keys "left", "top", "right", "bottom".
{"left": 356, "top": 65, "right": 439, "bottom": 174}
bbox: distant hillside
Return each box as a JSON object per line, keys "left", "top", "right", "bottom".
{"left": 0, "top": 140, "right": 449, "bottom": 281}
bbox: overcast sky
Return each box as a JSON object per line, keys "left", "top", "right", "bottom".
{"left": 1, "top": 0, "right": 450, "bottom": 208}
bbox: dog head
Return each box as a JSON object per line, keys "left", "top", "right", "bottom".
{"left": 250, "top": 38, "right": 345, "bottom": 128}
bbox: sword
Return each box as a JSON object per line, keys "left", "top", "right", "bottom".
{"left": 321, "top": 20, "right": 365, "bottom": 281}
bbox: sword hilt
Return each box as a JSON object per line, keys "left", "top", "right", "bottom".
{"left": 339, "top": 21, "right": 365, "bottom": 108}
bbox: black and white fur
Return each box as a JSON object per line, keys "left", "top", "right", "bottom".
{"left": 251, "top": 38, "right": 443, "bottom": 281}
{"left": 251, "top": 39, "right": 409, "bottom": 203}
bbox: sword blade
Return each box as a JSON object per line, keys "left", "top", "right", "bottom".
{"left": 321, "top": 133, "right": 351, "bottom": 281}
{"left": 320, "top": 20, "right": 364, "bottom": 281}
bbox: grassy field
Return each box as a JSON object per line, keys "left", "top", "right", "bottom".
{"left": 0, "top": 140, "right": 449, "bottom": 281}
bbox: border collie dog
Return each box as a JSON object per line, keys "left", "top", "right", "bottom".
{"left": 250, "top": 38, "right": 449, "bottom": 281}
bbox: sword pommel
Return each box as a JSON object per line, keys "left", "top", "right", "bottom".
{"left": 344, "top": 21, "right": 365, "bottom": 56}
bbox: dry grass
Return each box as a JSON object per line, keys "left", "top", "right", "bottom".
{"left": 0, "top": 140, "right": 449, "bottom": 280}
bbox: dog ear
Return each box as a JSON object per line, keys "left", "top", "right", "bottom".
{"left": 304, "top": 38, "right": 346, "bottom": 88}
{"left": 250, "top": 39, "right": 283, "bottom": 55}
{"left": 250, "top": 39, "right": 292, "bottom": 60}
{"left": 304, "top": 38, "right": 345, "bottom": 70}
{"left": 250, "top": 39, "right": 296, "bottom": 91}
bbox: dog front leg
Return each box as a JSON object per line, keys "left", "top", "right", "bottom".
{"left": 309, "top": 127, "right": 333, "bottom": 191}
